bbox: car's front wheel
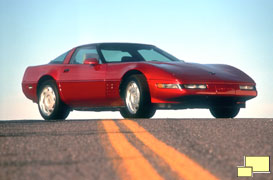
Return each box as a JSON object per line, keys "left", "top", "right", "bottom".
{"left": 38, "top": 80, "right": 70, "bottom": 120}
{"left": 209, "top": 107, "right": 240, "bottom": 118}
{"left": 120, "top": 74, "right": 156, "bottom": 118}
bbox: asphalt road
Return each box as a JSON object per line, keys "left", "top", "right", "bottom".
{"left": 0, "top": 118, "right": 272, "bottom": 180}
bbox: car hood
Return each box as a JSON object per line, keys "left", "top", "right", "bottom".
{"left": 149, "top": 61, "right": 255, "bottom": 84}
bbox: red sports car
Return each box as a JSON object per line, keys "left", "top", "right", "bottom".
{"left": 22, "top": 43, "right": 257, "bottom": 120}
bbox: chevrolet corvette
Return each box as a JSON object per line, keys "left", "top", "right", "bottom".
{"left": 22, "top": 43, "right": 257, "bottom": 120}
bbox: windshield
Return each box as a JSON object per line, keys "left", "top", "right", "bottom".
{"left": 98, "top": 43, "right": 181, "bottom": 63}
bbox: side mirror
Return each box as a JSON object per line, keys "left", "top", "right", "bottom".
{"left": 83, "top": 58, "right": 99, "bottom": 65}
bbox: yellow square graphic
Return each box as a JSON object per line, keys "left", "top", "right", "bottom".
{"left": 245, "top": 156, "right": 270, "bottom": 172}
{"left": 238, "top": 167, "right": 252, "bottom": 177}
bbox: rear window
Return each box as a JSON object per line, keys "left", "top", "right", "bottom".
{"left": 49, "top": 51, "right": 69, "bottom": 64}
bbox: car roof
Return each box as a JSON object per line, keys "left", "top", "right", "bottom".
{"left": 76, "top": 42, "right": 154, "bottom": 48}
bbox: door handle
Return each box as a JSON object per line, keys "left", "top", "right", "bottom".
{"left": 64, "top": 69, "right": 70, "bottom": 73}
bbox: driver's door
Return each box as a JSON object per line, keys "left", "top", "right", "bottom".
{"left": 59, "top": 46, "right": 107, "bottom": 107}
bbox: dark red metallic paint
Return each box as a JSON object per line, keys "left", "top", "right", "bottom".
{"left": 22, "top": 43, "right": 257, "bottom": 113}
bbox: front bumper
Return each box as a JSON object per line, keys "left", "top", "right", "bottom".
{"left": 155, "top": 95, "right": 252, "bottom": 109}
{"left": 148, "top": 80, "right": 257, "bottom": 106}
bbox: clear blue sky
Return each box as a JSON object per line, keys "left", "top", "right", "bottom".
{"left": 0, "top": 0, "right": 272, "bottom": 120}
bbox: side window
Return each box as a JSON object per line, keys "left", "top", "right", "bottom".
{"left": 49, "top": 51, "right": 68, "bottom": 64}
{"left": 70, "top": 47, "right": 99, "bottom": 64}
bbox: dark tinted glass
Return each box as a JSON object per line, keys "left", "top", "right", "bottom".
{"left": 49, "top": 51, "right": 68, "bottom": 64}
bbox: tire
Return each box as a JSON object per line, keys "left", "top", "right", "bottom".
{"left": 38, "top": 80, "right": 70, "bottom": 120}
{"left": 209, "top": 107, "right": 240, "bottom": 118}
{"left": 120, "top": 74, "right": 156, "bottom": 118}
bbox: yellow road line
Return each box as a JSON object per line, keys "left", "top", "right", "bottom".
{"left": 101, "top": 120, "right": 163, "bottom": 180}
{"left": 121, "top": 120, "right": 219, "bottom": 180}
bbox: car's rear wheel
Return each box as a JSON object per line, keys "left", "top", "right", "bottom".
{"left": 209, "top": 107, "right": 240, "bottom": 118}
{"left": 38, "top": 80, "right": 70, "bottom": 120}
{"left": 120, "top": 74, "right": 156, "bottom": 118}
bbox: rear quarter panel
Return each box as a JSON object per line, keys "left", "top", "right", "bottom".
{"left": 22, "top": 65, "right": 62, "bottom": 102}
